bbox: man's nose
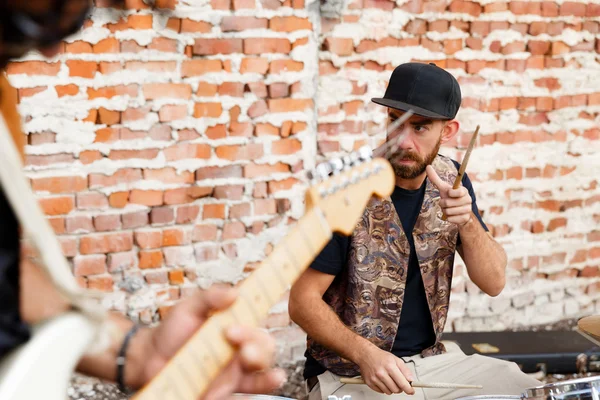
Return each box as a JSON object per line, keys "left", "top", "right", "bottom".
{"left": 396, "top": 127, "right": 415, "bottom": 150}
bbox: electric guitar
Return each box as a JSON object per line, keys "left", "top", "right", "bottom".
{"left": 0, "top": 99, "right": 396, "bottom": 399}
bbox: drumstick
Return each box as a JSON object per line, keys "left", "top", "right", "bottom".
{"left": 339, "top": 377, "right": 483, "bottom": 389}
{"left": 441, "top": 125, "right": 480, "bottom": 221}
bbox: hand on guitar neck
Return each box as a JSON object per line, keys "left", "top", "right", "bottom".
{"left": 76, "top": 285, "right": 286, "bottom": 400}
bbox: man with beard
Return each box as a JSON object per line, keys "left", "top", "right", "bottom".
{"left": 0, "top": 1, "right": 284, "bottom": 398}
{"left": 289, "top": 62, "right": 541, "bottom": 400}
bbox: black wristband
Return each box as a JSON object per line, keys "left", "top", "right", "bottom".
{"left": 116, "top": 324, "right": 140, "bottom": 394}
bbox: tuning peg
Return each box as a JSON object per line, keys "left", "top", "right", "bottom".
{"left": 315, "top": 162, "right": 333, "bottom": 180}
{"left": 341, "top": 154, "right": 352, "bottom": 167}
{"left": 329, "top": 157, "right": 344, "bottom": 174}
{"left": 357, "top": 145, "right": 373, "bottom": 162}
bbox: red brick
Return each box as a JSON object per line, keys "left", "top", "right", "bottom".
{"left": 73, "top": 255, "right": 107, "bottom": 276}
{"left": 32, "top": 176, "right": 86, "bottom": 194}
{"left": 216, "top": 144, "right": 263, "bottom": 160}
{"left": 66, "top": 60, "right": 97, "bottom": 78}
{"left": 244, "top": 163, "right": 290, "bottom": 178}
{"left": 240, "top": 58, "right": 269, "bottom": 74}
{"left": 176, "top": 205, "right": 200, "bottom": 224}
{"left": 246, "top": 82, "right": 268, "bottom": 98}
{"left": 233, "top": 0, "right": 255, "bottom": 9}
{"left": 139, "top": 250, "right": 163, "bottom": 269}
{"left": 203, "top": 204, "right": 226, "bottom": 219}
{"left": 223, "top": 221, "right": 246, "bottom": 239}
{"left": 194, "top": 103, "right": 223, "bottom": 118}
{"left": 547, "top": 218, "right": 567, "bottom": 232}
{"left": 150, "top": 207, "right": 175, "bottom": 225}
{"left": 221, "top": 16, "right": 267, "bottom": 31}
{"left": 561, "top": 1, "right": 586, "bottom": 16}
{"left": 180, "top": 19, "right": 212, "bottom": 33}
{"left": 88, "top": 275, "right": 113, "bottom": 292}
{"left": 80, "top": 232, "right": 134, "bottom": 254}
{"left": 270, "top": 16, "right": 312, "bottom": 32}
{"left": 429, "top": 20, "right": 449, "bottom": 33}
{"left": 268, "top": 98, "right": 312, "bottom": 113}
{"left": 254, "top": 199, "right": 277, "bottom": 215}
{"left": 193, "top": 39, "right": 242, "bottom": 55}
{"left": 449, "top": 0, "right": 481, "bottom": 16}
{"left": 65, "top": 41, "right": 92, "bottom": 53}
{"left": 142, "top": 83, "right": 191, "bottom": 100}
{"left": 270, "top": 60, "right": 304, "bottom": 73}
{"left": 7, "top": 61, "right": 60, "bottom": 76}
{"left": 196, "top": 83, "right": 218, "bottom": 97}
{"left": 93, "top": 38, "right": 120, "bottom": 53}
{"left": 192, "top": 224, "right": 218, "bottom": 242}
{"left": 39, "top": 196, "right": 75, "bottom": 216}
{"left": 108, "top": 149, "right": 159, "bottom": 161}
{"left": 196, "top": 165, "right": 243, "bottom": 180}
{"left": 77, "top": 192, "right": 108, "bottom": 210}
{"left": 66, "top": 216, "right": 94, "bottom": 234}
{"left": 219, "top": 82, "right": 244, "bottom": 97}
{"left": 528, "top": 41, "right": 551, "bottom": 56}
{"left": 93, "top": 214, "right": 121, "bottom": 232}
{"left": 244, "top": 38, "right": 291, "bottom": 54}
{"left": 181, "top": 60, "right": 222, "bottom": 77}
{"left": 159, "top": 105, "right": 188, "bottom": 122}
{"left": 108, "top": 192, "right": 129, "bottom": 209}
{"left": 324, "top": 37, "right": 354, "bottom": 56}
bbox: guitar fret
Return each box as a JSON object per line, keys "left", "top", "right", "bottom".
{"left": 161, "top": 376, "right": 186, "bottom": 400}
{"left": 229, "top": 303, "right": 242, "bottom": 324}
{"left": 188, "top": 346, "right": 210, "bottom": 381}
{"left": 314, "top": 207, "right": 331, "bottom": 237}
{"left": 239, "top": 291, "right": 261, "bottom": 325}
{"left": 176, "top": 358, "right": 201, "bottom": 393}
{"left": 282, "top": 241, "right": 301, "bottom": 272}
{"left": 254, "top": 273, "right": 274, "bottom": 304}
{"left": 269, "top": 258, "right": 290, "bottom": 289}
{"left": 298, "top": 224, "right": 315, "bottom": 254}
{"left": 204, "top": 335, "right": 225, "bottom": 365}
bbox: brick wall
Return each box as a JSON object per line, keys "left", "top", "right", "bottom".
{"left": 6, "top": 0, "right": 600, "bottom": 364}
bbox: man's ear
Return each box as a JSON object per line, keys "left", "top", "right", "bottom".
{"left": 440, "top": 120, "right": 459, "bottom": 144}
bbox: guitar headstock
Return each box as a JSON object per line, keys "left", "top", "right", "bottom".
{"left": 305, "top": 146, "right": 395, "bottom": 236}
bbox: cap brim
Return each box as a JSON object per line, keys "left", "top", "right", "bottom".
{"left": 371, "top": 98, "right": 451, "bottom": 120}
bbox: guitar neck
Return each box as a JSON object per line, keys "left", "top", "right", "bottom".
{"left": 132, "top": 207, "right": 332, "bottom": 400}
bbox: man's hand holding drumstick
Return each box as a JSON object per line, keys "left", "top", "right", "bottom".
{"left": 426, "top": 126, "right": 480, "bottom": 227}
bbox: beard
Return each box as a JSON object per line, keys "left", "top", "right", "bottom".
{"left": 388, "top": 137, "right": 442, "bottom": 179}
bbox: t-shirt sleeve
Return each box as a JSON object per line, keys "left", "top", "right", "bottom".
{"left": 309, "top": 232, "right": 349, "bottom": 276}
{"left": 451, "top": 161, "right": 488, "bottom": 247}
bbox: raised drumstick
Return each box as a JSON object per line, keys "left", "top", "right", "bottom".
{"left": 339, "top": 377, "right": 483, "bottom": 389}
{"left": 441, "top": 125, "right": 480, "bottom": 221}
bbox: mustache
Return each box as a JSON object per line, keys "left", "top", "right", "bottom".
{"left": 389, "top": 150, "right": 423, "bottom": 163}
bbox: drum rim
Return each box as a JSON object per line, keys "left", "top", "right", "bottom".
{"left": 525, "top": 376, "right": 600, "bottom": 397}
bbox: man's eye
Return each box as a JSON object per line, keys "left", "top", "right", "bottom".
{"left": 414, "top": 125, "right": 426, "bottom": 132}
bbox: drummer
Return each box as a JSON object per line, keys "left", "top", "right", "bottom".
{"left": 288, "top": 62, "right": 542, "bottom": 400}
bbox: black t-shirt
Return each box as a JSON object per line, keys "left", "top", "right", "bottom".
{"left": 0, "top": 187, "right": 30, "bottom": 359}
{"left": 303, "top": 162, "right": 488, "bottom": 379}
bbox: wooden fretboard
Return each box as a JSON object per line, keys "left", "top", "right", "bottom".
{"left": 133, "top": 207, "right": 331, "bottom": 399}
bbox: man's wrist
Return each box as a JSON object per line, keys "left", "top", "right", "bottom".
{"left": 458, "top": 212, "right": 477, "bottom": 235}
{"left": 350, "top": 338, "right": 377, "bottom": 363}
{"left": 122, "top": 325, "right": 152, "bottom": 390}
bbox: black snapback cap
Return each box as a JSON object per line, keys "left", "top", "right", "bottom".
{"left": 372, "top": 62, "right": 461, "bottom": 120}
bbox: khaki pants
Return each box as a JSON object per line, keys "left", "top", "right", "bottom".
{"left": 307, "top": 341, "right": 542, "bottom": 400}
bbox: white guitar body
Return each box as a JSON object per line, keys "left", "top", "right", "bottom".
{"left": 0, "top": 312, "right": 97, "bottom": 400}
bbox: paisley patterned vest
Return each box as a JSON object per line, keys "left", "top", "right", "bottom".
{"left": 306, "top": 154, "right": 459, "bottom": 376}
